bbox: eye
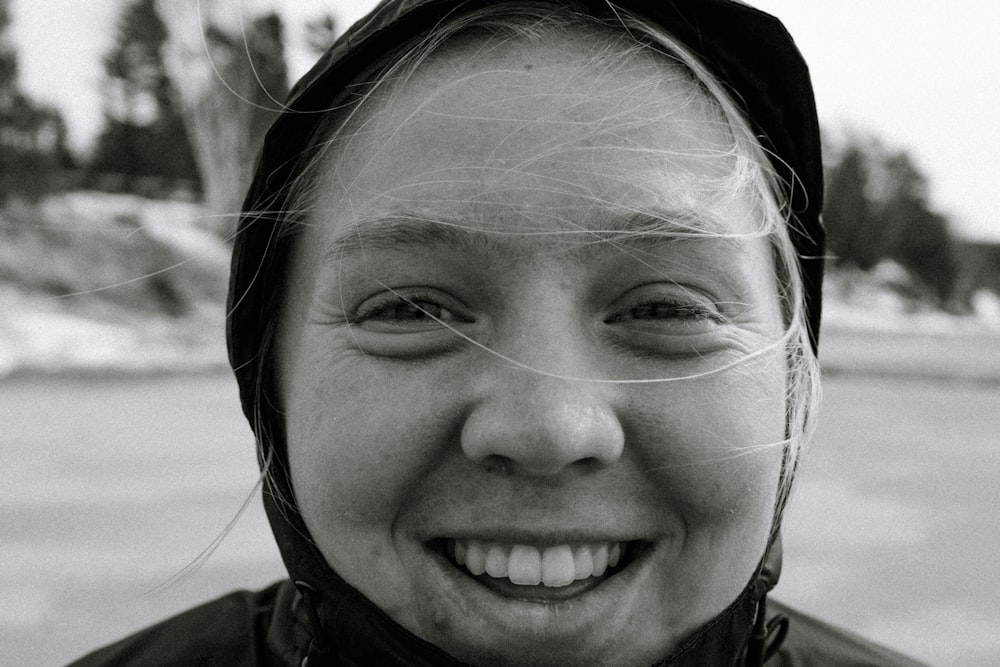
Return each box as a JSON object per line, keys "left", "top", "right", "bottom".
{"left": 604, "top": 285, "right": 729, "bottom": 351}
{"left": 606, "top": 290, "right": 724, "bottom": 328}
{"left": 351, "top": 289, "right": 471, "bottom": 333}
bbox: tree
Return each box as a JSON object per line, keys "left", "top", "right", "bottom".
{"left": 88, "top": 0, "right": 200, "bottom": 195}
{"left": 824, "top": 146, "right": 881, "bottom": 270}
{"left": 823, "top": 138, "right": 958, "bottom": 304}
{"left": 0, "top": 0, "right": 15, "bottom": 96}
{"left": 876, "top": 151, "right": 957, "bottom": 303}
{"left": 304, "top": 14, "right": 338, "bottom": 55}
{"left": 157, "top": 1, "right": 288, "bottom": 236}
{"left": 0, "top": 0, "right": 72, "bottom": 203}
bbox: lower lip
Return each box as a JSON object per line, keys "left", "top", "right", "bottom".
{"left": 470, "top": 570, "right": 611, "bottom": 601}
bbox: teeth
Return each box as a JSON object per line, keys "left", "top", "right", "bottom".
{"left": 508, "top": 545, "right": 542, "bottom": 585}
{"left": 592, "top": 543, "right": 609, "bottom": 577}
{"left": 449, "top": 540, "right": 627, "bottom": 588}
{"left": 608, "top": 542, "right": 621, "bottom": 568}
{"left": 573, "top": 545, "right": 593, "bottom": 580}
{"left": 485, "top": 544, "right": 508, "bottom": 578}
{"left": 541, "top": 545, "right": 575, "bottom": 587}
{"left": 465, "top": 541, "right": 487, "bottom": 575}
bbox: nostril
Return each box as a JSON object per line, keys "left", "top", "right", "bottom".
{"left": 576, "top": 456, "right": 608, "bottom": 472}
{"left": 474, "top": 453, "right": 610, "bottom": 477}
{"left": 479, "top": 454, "right": 516, "bottom": 475}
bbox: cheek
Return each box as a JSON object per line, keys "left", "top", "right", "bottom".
{"left": 632, "top": 360, "right": 786, "bottom": 614}
{"left": 632, "top": 355, "right": 787, "bottom": 527}
{"left": 284, "top": 346, "right": 462, "bottom": 532}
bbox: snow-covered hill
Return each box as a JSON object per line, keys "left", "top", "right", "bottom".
{"left": 1, "top": 192, "right": 229, "bottom": 376}
{"left": 823, "top": 261, "right": 1000, "bottom": 335}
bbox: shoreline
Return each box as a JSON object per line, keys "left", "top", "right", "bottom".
{"left": 818, "top": 325, "right": 1000, "bottom": 385}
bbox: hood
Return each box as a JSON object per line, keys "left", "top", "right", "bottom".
{"left": 226, "top": 0, "right": 823, "bottom": 664}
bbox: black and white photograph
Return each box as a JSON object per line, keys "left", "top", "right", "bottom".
{"left": 2, "top": 1, "right": 997, "bottom": 665}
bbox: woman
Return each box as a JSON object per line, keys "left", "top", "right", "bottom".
{"left": 73, "top": 0, "right": 922, "bottom": 664}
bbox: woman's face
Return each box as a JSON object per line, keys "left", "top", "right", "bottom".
{"left": 277, "top": 33, "right": 787, "bottom": 667}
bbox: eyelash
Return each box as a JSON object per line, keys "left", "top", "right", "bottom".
{"left": 343, "top": 287, "right": 728, "bottom": 361}
{"left": 351, "top": 291, "right": 721, "bottom": 329}
{"left": 606, "top": 296, "right": 725, "bottom": 325}
{"left": 350, "top": 290, "right": 467, "bottom": 326}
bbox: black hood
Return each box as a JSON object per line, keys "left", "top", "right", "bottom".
{"left": 226, "top": 0, "right": 823, "bottom": 664}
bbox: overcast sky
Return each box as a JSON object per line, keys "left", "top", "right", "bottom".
{"left": 10, "top": 0, "right": 1000, "bottom": 241}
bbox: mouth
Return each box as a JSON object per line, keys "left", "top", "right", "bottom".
{"left": 432, "top": 538, "right": 648, "bottom": 602}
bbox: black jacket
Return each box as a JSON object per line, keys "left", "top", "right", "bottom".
{"left": 70, "top": 579, "right": 925, "bottom": 667}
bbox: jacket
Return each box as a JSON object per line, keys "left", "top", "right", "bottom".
{"left": 70, "top": 579, "right": 926, "bottom": 666}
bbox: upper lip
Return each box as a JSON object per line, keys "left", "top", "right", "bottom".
{"left": 424, "top": 530, "right": 653, "bottom": 545}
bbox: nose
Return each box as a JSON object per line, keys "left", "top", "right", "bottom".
{"left": 460, "top": 366, "right": 625, "bottom": 477}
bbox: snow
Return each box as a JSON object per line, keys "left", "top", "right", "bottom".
{"left": 823, "top": 262, "right": 1000, "bottom": 337}
{"left": 0, "top": 285, "right": 228, "bottom": 376}
{"left": 39, "top": 191, "right": 229, "bottom": 265}
{"left": 1, "top": 192, "right": 230, "bottom": 377}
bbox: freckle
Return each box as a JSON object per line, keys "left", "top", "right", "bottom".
{"left": 524, "top": 63, "right": 533, "bottom": 71}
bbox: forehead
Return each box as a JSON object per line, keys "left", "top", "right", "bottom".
{"left": 310, "top": 26, "right": 758, "bottom": 244}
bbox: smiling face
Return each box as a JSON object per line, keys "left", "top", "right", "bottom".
{"left": 275, "top": 28, "right": 788, "bottom": 667}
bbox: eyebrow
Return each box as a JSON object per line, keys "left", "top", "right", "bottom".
{"left": 322, "top": 208, "right": 748, "bottom": 262}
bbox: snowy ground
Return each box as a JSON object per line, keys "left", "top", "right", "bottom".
{"left": 2, "top": 371, "right": 998, "bottom": 666}
{"left": 0, "top": 285, "right": 228, "bottom": 376}
{"left": 821, "top": 267, "right": 1000, "bottom": 382}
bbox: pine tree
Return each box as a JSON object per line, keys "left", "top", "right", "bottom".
{"left": 876, "top": 151, "right": 956, "bottom": 303}
{"left": 89, "top": 0, "right": 201, "bottom": 195}
{"left": 824, "top": 139, "right": 958, "bottom": 304}
{"left": 824, "top": 146, "right": 882, "bottom": 270}
{"left": 0, "top": 0, "right": 16, "bottom": 97}
{"left": 0, "top": 0, "right": 71, "bottom": 203}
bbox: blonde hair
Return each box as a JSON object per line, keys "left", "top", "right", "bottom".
{"left": 259, "top": 0, "right": 820, "bottom": 532}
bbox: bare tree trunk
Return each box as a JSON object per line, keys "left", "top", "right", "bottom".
{"left": 156, "top": 0, "right": 285, "bottom": 238}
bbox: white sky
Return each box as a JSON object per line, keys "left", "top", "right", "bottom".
{"left": 10, "top": 0, "right": 1000, "bottom": 241}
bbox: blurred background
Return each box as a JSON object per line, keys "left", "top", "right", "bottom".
{"left": 1, "top": 1, "right": 998, "bottom": 665}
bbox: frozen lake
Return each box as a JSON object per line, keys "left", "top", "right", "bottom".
{"left": 2, "top": 363, "right": 998, "bottom": 665}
